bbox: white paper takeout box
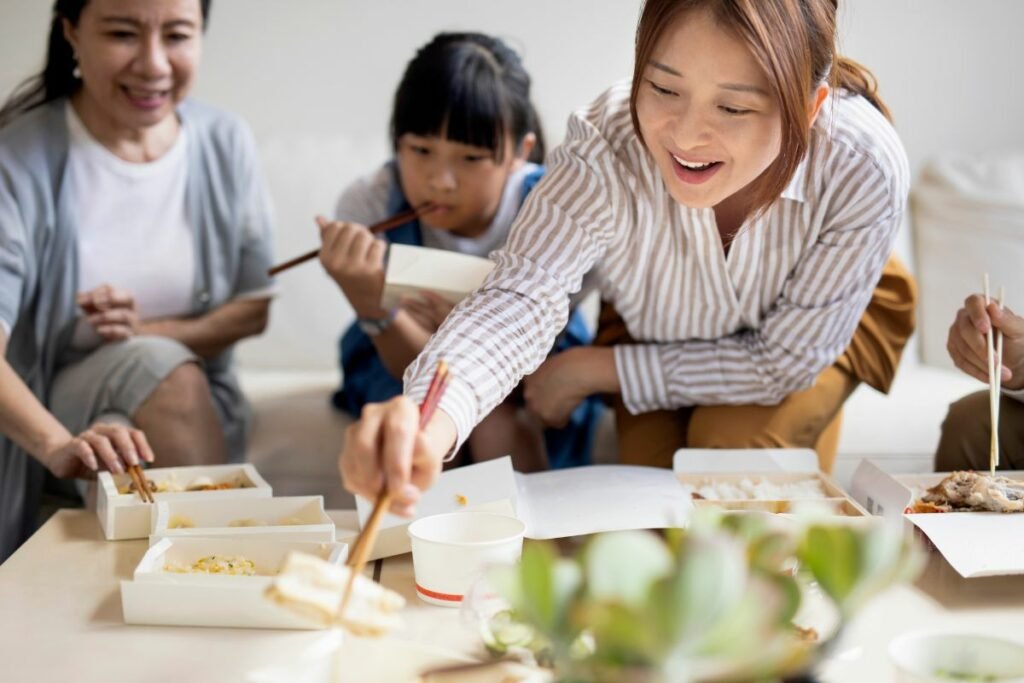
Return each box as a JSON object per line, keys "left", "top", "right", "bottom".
{"left": 121, "top": 536, "right": 347, "bottom": 629}
{"left": 381, "top": 243, "right": 494, "bottom": 310}
{"left": 354, "top": 456, "right": 694, "bottom": 559}
{"left": 97, "top": 464, "right": 272, "bottom": 540}
{"left": 850, "top": 460, "right": 1024, "bottom": 578}
{"left": 152, "top": 495, "right": 335, "bottom": 542}
{"left": 672, "top": 448, "right": 869, "bottom": 517}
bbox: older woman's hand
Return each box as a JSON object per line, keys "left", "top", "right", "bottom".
{"left": 78, "top": 284, "right": 140, "bottom": 342}
{"left": 42, "top": 422, "right": 155, "bottom": 479}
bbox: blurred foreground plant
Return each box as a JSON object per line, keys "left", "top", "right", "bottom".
{"left": 481, "top": 510, "right": 923, "bottom": 683}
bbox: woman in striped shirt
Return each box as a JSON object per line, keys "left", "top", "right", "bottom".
{"left": 340, "top": 0, "right": 915, "bottom": 515}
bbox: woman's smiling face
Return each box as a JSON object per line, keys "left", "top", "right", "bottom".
{"left": 64, "top": 0, "right": 203, "bottom": 133}
{"left": 635, "top": 7, "right": 782, "bottom": 210}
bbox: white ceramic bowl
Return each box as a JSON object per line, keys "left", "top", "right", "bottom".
{"left": 407, "top": 512, "right": 526, "bottom": 607}
{"left": 890, "top": 631, "right": 1024, "bottom": 682}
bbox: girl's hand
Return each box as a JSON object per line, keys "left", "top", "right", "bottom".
{"left": 400, "top": 291, "right": 455, "bottom": 333}
{"left": 317, "top": 216, "right": 387, "bottom": 318}
{"left": 523, "top": 347, "right": 618, "bottom": 428}
{"left": 42, "top": 423, "right": 156, "bottom": 479}
{"left": 338, "top": 395, "right": 456, "bottom": 517}
{"left": 77, "top": 284, "right": 140, "bottom": 342}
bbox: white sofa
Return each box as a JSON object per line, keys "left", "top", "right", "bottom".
{"left": 236, "top": 138, "right": 1018, "bottom": 504}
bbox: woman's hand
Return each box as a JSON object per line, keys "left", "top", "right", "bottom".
{"left": 400, "top": 291, "right": 455, "bottom": 333}
{"left": 41, "top": 422, "right": 155, "bottom": 479}
{"left": 948, "top": 294, "right": 1024, "bottom": 390}
{"left": 338, "top": 395, "right": 457, "bottom": 517}
{"left": 77, "top": 284, "right": 140, "bottom": 342}
{"left": 317, "top": 216, "right": 388, "bottom": 318}
{"left": 523, "top": 346, "right": 618, "bottom": 427}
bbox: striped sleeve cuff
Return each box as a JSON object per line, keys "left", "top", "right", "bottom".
{"left": 405, "top": 372, "right": 478, "bottom": 461}
{"left": 614, "top": 344, "right": 672, "bottom": 414}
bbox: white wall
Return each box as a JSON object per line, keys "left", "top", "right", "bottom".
{"left": 2, "top": 1, "right": 1022, "bottom": 371}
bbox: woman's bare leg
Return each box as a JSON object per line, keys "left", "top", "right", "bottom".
{"left": 132, "top": 363, "right": 227, "bottom": 466}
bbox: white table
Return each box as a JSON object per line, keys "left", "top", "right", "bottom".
{"left": 2, "top": 510, "right": 1023, "bottom": 682}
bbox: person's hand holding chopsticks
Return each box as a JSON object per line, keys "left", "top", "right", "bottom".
{"left": 339, "top": 386, "right": 456, "bottom": 517}
{"left": 947, "top": 293, "right": 1024, "bottom": 389}
{"left": 316, "top": 216, "right": 389, "bottom": 319}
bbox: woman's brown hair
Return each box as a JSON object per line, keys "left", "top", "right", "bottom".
{"left": 629, "top": 0, "right": 890, "bottom": 216}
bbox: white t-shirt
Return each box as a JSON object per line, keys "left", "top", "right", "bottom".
{"left": 65, "top": 103, "right": 195, "bottom": 348}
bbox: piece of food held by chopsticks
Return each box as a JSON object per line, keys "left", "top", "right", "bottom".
{"left": 265, "top": 551, "right": 405, "bottom": 636}
{"left": 907, "top": 470, "right": 1024, "bottom": 513}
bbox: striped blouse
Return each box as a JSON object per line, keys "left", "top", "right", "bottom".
{"left": 404, "top": 82, "right": 910, "bottom": 448}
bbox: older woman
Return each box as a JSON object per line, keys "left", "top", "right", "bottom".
{"left": 0, "top": 0, "right": 275, "bottom": 559}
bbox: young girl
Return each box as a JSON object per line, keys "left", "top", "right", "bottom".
{"left": 318, "top": 32, "right": 601, "bottom": 473}
{"left": 340, "top": 0, "right": 918, "bottom": 515}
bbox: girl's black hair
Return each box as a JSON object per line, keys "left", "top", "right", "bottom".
{"left": 0, "top": 0, "right": 212, "bottom": 128}
{"left": 390, "top": 32, "right": 546, "bottom": 164}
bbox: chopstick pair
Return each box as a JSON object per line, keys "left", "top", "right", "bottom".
{"left": 127, "top": 464, "right": 154, "bottom": 503}
{"left": 338, "top": 359, "right": 451, "bottom": 617}
{"left": 983, "top": 274, "right": 1005, "bottom": 476}
{"left": 267, "top": 202, "right": 437, "bottom": 277}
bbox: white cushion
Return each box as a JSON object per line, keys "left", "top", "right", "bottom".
{"left": 912, "top": 152, "right": 1024, "bottom": 369}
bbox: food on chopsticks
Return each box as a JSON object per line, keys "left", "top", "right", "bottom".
{"left": 907, "top": 470, "right": 1024, "bottom": 513}
{"left": 682, "top": 477, "right": 827, "bottom": 501}
{"left": 164, "top": 554, "right": 259, "bottom": 576}
{"left": 265, "top": 552, "right": 405, "bottom": 636}
{"left": 117, "top": 473, "right": 252, "bottom": 496}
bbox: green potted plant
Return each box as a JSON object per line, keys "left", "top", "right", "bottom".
{"left": 477, "top": 510, "right": 924, "bottom": 683}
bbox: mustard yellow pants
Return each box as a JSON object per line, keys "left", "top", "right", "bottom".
{"left": 595, "top": 256, "right": 917, "bottom": 474}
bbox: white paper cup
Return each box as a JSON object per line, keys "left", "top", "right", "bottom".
{"left": 408, "top": 512, "right": 526, "bottom": 607}
{"left": 890, "top": 631, "right": 1024, "bottom": 682}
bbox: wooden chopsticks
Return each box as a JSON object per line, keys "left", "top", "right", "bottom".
{"left": 127, "top": 464, "right": 154, "bottom": 503}
{"left": 338, "top": 359, "right": 451, "bottom": 618}
{"left": 267, "top": 202, "right": 437, "bottom": 277}
{"left": 984, "top": 274, "right": 1005, "bottom": 476}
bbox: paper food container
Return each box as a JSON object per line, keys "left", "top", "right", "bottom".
{"left": 671, "top": 448, "right": 869, "bottom": 518}
{"left": 152, "top": 495, "right": 335, "bottom": 542}
{"left": 353, "top": 456, "right": 694, "bottom": 560}
{"left": 381, "top": 243, "right": 495, "bottom": 310}
{"left": 121, "top": 536, "right": 347, "bottom": 629}
{"left": 97, "top": 464, "right": 272, "bottom": 540}
{"left": 676, "top": 471, "right": 869, "bottom": 518}
{"left": 850, "top": 461, "right": 1024, "bottom": 577}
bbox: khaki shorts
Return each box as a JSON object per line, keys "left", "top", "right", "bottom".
{"left": 49, "top": 336, "right": 197, "bottom": 433}
{"left": 48, "top": 336, "right": 250, "bottom": 462}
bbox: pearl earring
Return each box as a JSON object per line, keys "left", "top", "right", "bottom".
{"left": 72, "top": 54, "right": 81, "bottom": 79}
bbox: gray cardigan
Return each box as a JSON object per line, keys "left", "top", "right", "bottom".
{"left": 0, "top": 98, "right": 275, "bottom": 560}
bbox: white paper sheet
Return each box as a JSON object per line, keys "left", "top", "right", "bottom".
{"left": 355, "top": 457, "right": 692, "bottom": 558}
{"left": 381, "top": 244, "right": 494, "bottom": 310}
{"left": 515, "top": 465, "right": 692, "bottom": 539}
{"left": 908, "top": 513, "right": 1024, "bottom": 577}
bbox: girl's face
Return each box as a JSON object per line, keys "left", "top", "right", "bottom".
{"left": 636, "top": 8, "right": 782, "bottom": 211}
{"left": 64, "top": 0, "right": 203, "bottom": 134}
{"left": 396, "top": 132, "right": 533, "bottom": 237}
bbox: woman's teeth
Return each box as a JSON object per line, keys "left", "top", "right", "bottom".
{"left": 672, "top": 154, "right": 716, "bottom": 170}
